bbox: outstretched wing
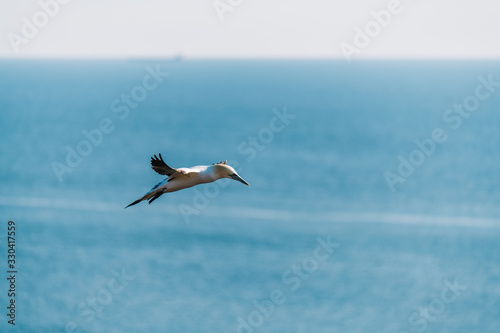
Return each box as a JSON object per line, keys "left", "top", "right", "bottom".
{"left": 151, "top": 154, "right": 181, "bottom": 177}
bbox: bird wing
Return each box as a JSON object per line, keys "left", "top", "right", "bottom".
{"left": 179, "top": 165, "right": 208, "bottom": 173}
{"left": 151, "top": 154, "right": 185, "bottom": 178}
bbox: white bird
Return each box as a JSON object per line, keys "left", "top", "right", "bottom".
{"left": 125, "top": 153, "right": 249, "bottom": 208}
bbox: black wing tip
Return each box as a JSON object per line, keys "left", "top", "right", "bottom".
{"left": 125, "top": 199, "right": 142, "bottom": 208}
{"left": 151, "top": 153, "right": 166, "bottom": 167}
{"left": 148, "top": 192, "right": 164, "bottom": 205}
{"left": 150, "top": 153, "right": 177, "bottom": 176}
{"left": 151, "top": 153, "right": 163, "bottom": 162}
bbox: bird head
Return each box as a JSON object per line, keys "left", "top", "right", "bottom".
{"left": 211, "top": 161, "right": 250, "bottom": 186}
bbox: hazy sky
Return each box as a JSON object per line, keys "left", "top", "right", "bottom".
{"left": 1, "top": 0, "right": 499, "bottom": 59}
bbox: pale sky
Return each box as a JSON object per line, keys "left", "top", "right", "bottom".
{"left": 1, "top": 0, "right": 499, "bottom": 59}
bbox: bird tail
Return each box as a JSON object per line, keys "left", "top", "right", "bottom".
{"left": 125, "top": 198, "right": 143, "bottom": 208}
{"left": 125, "top": 183, "right": 167, "bottom": 208}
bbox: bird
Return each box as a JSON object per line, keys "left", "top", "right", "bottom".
{"left": 125, "top": 153, "right": 249, "bottom": 208}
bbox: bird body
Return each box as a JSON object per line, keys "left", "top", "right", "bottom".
{"left": 126, "top": 154, "right": 249, "bottom": 208}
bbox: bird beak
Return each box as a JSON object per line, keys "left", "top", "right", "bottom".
{"left": 231, "top": 173, "right": 250, "bottom": 186}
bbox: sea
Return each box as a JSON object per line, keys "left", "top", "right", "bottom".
{"left": 0, "top": 59, "right": 499, "bottom": 332}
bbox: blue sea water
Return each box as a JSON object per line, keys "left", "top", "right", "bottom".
{"left": 0, "top": 59, "right": 499, "bottom": 332}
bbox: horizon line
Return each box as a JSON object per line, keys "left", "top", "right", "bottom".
{"left": 0, "top": 56, "right": 499, "bottom": 61}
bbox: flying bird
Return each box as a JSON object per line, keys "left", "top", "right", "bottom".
{"left": 125, "top": 154, "right": 249, "bottom": 208}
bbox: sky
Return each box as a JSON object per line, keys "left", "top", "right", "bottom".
{"left": 0, "top": 0, "right": 499, "bottom": 59}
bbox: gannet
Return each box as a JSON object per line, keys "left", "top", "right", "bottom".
{"left": 125, "top": 154, "right": 249, "bottom": 208}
